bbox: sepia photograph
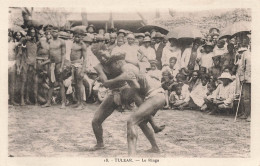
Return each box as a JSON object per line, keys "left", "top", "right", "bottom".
{"left": 7, "top": 6, "right": 252, "bottom": 159}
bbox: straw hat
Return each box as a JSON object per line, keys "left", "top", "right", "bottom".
{"left": 218, "top": 72, "right": 233, "bottom": 80}
{"left": 143, "top": 36, "right": 151, "bottom": 42}
{"left": 127, "top": 33, "right": 135, "bottom": 39}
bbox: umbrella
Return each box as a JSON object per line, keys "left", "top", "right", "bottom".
{"left": 137, "top": 24, "right": 169, "bottom": 35}
{"left": 220, "top": 21, "right": 251, "bottom": 38}
{"left": 71, "top": 25, "right": 87, "bottom": 34}
{"left": 172, "top": 26, "right": 203, "bottom": 39}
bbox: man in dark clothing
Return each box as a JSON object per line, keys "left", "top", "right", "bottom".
{"left": 152, "top": 32, "right": 165, "bottom": 70}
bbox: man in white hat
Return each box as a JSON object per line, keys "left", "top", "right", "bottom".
{"left": 206, "top": 72, "right": 235, "bottom": 115}
{"left": 135, "top": 33, "right": 145, "bottom": 46}
{"left": 152, "top": 32, "right": 165, "bottom": 69}
{"left": 139, "top": 36, "right": 156, "bottom": 61}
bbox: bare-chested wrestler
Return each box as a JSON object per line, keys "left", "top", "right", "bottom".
{"left": 90, "top": 43, "right": 165, "bottom": 152}
{"left": 103, "top": 54, "right": 165, "bottom": 155}
{"left": 42, "top": 27, "right": 66, "bottom": 108}
{"left": 8, "top": 35, "right": 19, "bottom": 106}
{"left": 70, "top": 32, "right": 87, "bottom": 109}
{"left": 35, "top": 30, "right": 52, "bottom": 105}
{"left": 18, "top": 28, "right": 38, "bottom": 106}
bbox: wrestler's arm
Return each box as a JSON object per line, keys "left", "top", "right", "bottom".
{"left": 94, "top": 64, "right": 108, "bottom": 83}
{"left": 60, "top": 39, "right": 66, "bottom": 71}
{"left": 103, "top": 65, "right": 140, "bottom": 89}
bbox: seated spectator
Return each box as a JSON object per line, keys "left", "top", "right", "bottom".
{"left": 161, "top": 70, "right": 174, "bottom": 109}
{"left": 188, "top": 70, "right": 200, "bottom": 91}
{"left": 190, "top": 74, "right": 209, "bottom": 110}
{"left": 205, "top": 72, "right": 235, "bottom": 115}
{"left": 201, "top": 81, "right": 217, "bottom": 111}
{"left": 162, "top": 57, "right": 179, "bottom": 78}
{"left": 169, "top": 83, "right": 190, "bottom": 110}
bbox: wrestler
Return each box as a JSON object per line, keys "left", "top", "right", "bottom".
{"left": 35, "top": 30, "right": 52, "bottom": 105}
{"left": 70, "top": 32, "right": 87, "bottom": 109}
{"left": 90, "top": 44, "right": 165, "bottom": 153}
{"left": 42, "top": 27, "right": 66, "bottom": 108}
{"left": 8, "top": 36, "right": 19, "bottom": 106}
{"left": 103, "top": 54, "right": 165, "bottom": 155}
{"left": 18, "top": 28, "right": 38, "bottom": 105}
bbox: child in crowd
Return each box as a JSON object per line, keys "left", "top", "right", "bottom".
{"left": 169, "top": 83, "right": 190, "bottom": 110}
{"left": 147, "top": 60, "right": 162, "bottom": 81}
{"left": 188, "top": 70, "right": 200, "bottom": 91}
{"left": 161, "top": 70, "right": 174, "bottom": 109}
{"left": 162, "top": 57, "right": 179, "bottom": 78}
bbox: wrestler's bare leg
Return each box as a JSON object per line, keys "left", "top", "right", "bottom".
{"left": 59, "top": 82, "right": 66, "bottom": 109}
{"left": 34, "top": 74, "right": 39, "bottom": 105}
{"left": 75, "top": 69, "right": 84, "bottom": 110}
{"left": 127, "top": 93, "right": 165, "bottom": 156}
{"left": 91, "top": 94, "right": 117, "bottom": 150}
{"left": 133, "top": 91, "right": 165, "bottom": 134}
{"left": 9, "top": 67, "right": 19, "bottom": 106}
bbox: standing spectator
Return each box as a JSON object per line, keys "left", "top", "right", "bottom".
{"left": 153, "top": 32, "right": 165, "bottom": 69}
{"left": 187, "top": 39, "right": 201, "bottom": 71}
{"left": 180, "top": 40, "right": 193, "bottom": 69}
{"left": 221, "top": 43, "right": 235, "bottom": 71}
{"left": 239, "top": 42, "right": 251, "bottom": 121}
{"left": 147, "top": 60, "right": 162, "bottom": 81}
{"left": 139, "top": 36, "right": 156, "bottom": 61}
{"left": 196, "top": 42, "right": 214, "bottom": 71}
{"left": 161, "top": 38, "right": 181, "bottom": 69}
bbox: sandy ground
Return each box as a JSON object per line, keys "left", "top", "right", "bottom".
{"left": 8, "top": 104, "right": 250, "bottom": 157}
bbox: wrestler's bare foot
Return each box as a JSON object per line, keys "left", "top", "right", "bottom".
{"left": 75, "top": 104, "right": 84, "bottom": 110}
{"left": 145, "top": 147, "right": 160, "bottom": 153}
{"left": 11, "top": 101, "right": 19, "bottom": 106}
{"left": 60, "top": 103, "right": 66, "bottom": 109}
{"left": 20, "top": 100, "right": 26, "bottom": 106}
{"left": 42, "top": 103, "right": 51, "bottom": 108}
{"left": 88, "top": 144, "right": 105, "bottom": 151}
{"left": 154, "top": 125, "right": 166, "bottom": 133}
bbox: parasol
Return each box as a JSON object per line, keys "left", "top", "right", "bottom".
{"left": 172, "top": 26, "right": 203, "bottom": 39}
{"left": 137, "top": 24, "right": 169, "bottom": 35}
{"left": 220, "top": 21, "right": 251, "bottom": 38}
{"left": 71, "top": 25, "right": 87, "bottom": 34}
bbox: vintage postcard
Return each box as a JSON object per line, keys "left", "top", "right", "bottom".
{"left": 1, "top": 0, "right": 260, "bottom": 165}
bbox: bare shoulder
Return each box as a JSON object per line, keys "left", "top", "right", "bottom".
{"left": 122, "top": 63, "right": 139, "bottom": 74}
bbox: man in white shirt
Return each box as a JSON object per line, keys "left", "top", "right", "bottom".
{"left": 196, "top": 42, "right": 214, "bottom": 71}
{"left": 139, "top": 36, "right": 156, "bottom": 61}
{"left": 161, "top": 38, "right": 181, "bottom": 69}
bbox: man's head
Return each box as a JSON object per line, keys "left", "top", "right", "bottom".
{"left": 154, "top": 32, "right": 163, "bottom": 44}
{"left": 117, "top": 37, "right": 124, "bottom": 46}
{"left": 74, "top": 33, "right": 81, "bottom": 43}
{"left": 127, "top": 33, "right": 135, "bottom": 45}
{"left": 135, "top": 33, "right": 145, "bottom": 46}
{"left": 110, "top": 33, "right": 117, "bottom": 44}
{"left": 207, "top": 81, "right": 216, "bottom": 92}
{"left": 28, "top": 28, "right": 36, "bottom": 38}
{"left": 212, "top": 35, "right": 219, "bottom": 45}
{"left": 14, "top": 31, "right": 23, "bottom": 41}
{"left": 143, "top": 36, "right": 151, "bottom": 48}
{"left": 169, "top": 57, "right": 177, "bottom": 69}
{"left": 218, "top": 72, "right": 233, "bottom": 86}
{"left": 191, "top": 70, "right": 199, "bottom": 80}
{"left": 217, "top": 39, "right": 225, "bottom": 49}
{"left": 201, "top": 74, "right": 209, "bottom": 86}
{"left": 162, "top": 70, "right": 172, "bottom": 82}
{"left": 175, "top": 84, "right": 183, "bottom": 95}
{"left": 212, "top": 56, "right": 221, "bottom": 66}
{"left": 149, "top": 60, "right": 158, "bottom": 70}
{"left": 51, "top": 27, "right": 59, "bottom": 39}
{"left": 87, "top": 24, "right": 95, "bottom": 33}
{"left": 169, "top": 38, "right": 178, "bottom": 47}
{"left": 203, "top": 43, "right": 214, "bottom": 53}
{"left": 98, "top": 28, "right": 105, "bottom": 35}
